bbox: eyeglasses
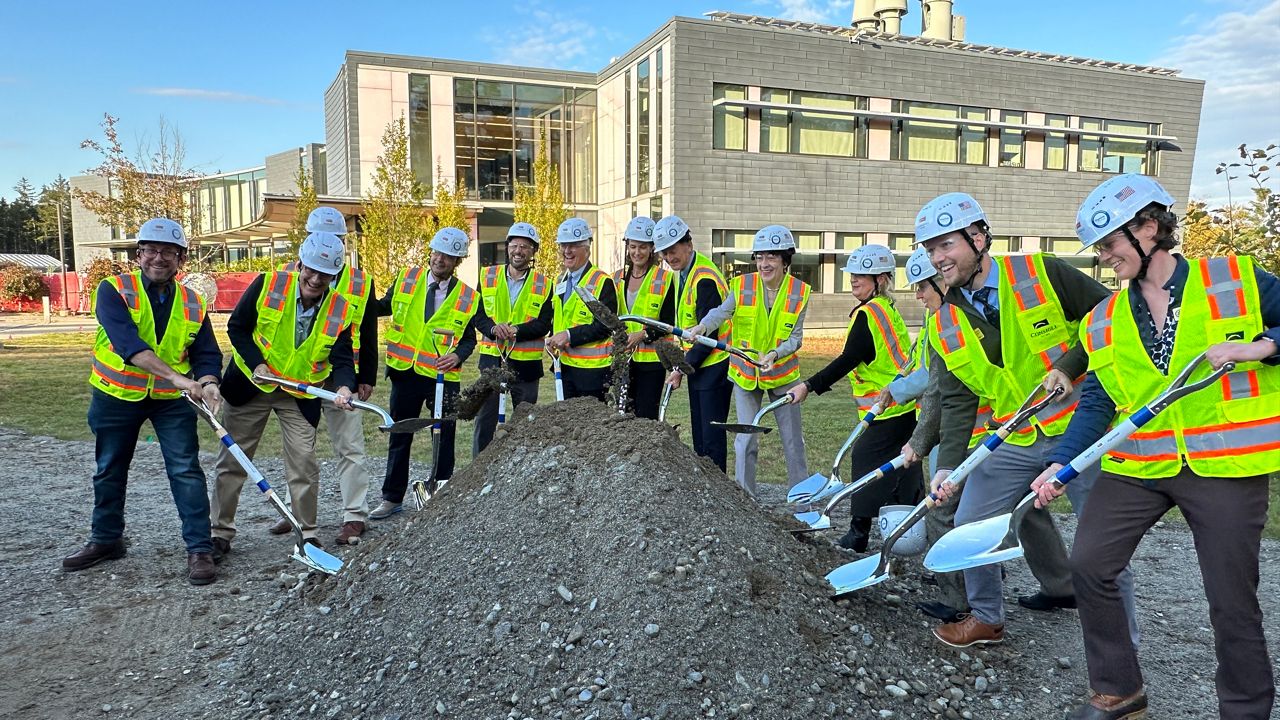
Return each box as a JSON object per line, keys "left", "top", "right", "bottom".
{"left": 139, "top": 246, "right": 182, "bottom": 260}
{"left": 507, "top": 242, "right": 536, "bottom": 253}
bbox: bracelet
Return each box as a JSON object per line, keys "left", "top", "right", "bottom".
{"left": 200, "top": 380, "right": 220, "bottom": 389}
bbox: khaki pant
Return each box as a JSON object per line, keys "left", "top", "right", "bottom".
{"left": 321, "top": 378, "right": 370, "bottom": 523}
{"left": 210, "top": 391, "right": 320, "bottom": 540}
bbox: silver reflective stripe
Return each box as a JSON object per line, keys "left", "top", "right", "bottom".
{"left": 92, "top": 358, "right": 147, "bottom": 390}
{"left": 1086, "top": 315, "right": 1112, "bottom": 351}
{"left": 1184, "top": 420, "right": 1280, "bottom": 456}
{"left": 1224, "top": 371, "right": 1257, "bottom": 401}
{"left": 1112, "top": 432, "right": 1180, "bottom": 460}
{"left": 1204, "top": 257, "right": 1244, "bottom": 319}
{"left": 1006, "top": 257, "right": 1044, "bottom": 310}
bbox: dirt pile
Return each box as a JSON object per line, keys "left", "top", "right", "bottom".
{"left": 201, "top": 399, "right": 1042, "bottom": 720}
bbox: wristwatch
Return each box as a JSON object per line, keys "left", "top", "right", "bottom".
{"left": 200, "top": 380, "right": 220, "bottom": 389}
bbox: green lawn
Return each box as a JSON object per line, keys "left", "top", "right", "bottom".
{"left": 2, "top": 330, "right": 1276, "bottom": 537}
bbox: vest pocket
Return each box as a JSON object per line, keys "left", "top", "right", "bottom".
{"left": 1221, "top": 394, "right": 1271, "bottom": 423}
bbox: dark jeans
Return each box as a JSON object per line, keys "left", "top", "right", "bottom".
{"left": 1073, "top": 469, "right": 1273, "bottom": 719}
{"left": 561, "top": 365, "right": 609, "bottom": 402}
{"left": 472, "top": 378, "right": 540, "bottom": 457}
{"left": 846, "top": 411, "right": 923, "bottom": 520}
{"left": 382, "top": 375, "right": 458, "bottom": 503}
{"left": 626, "top": 361, "right": 666, "bottom": 420}
{"left": 687, "top": 360, "right": 731, "bottom": 472}
{"left": 86, "top": 389, "right": 212, "bottom": 553}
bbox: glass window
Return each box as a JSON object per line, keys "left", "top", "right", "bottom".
{"left": 655, "top": 49, "right": 664, "bottom": 189}
{"left": 650, "top": 194, "right": 663, "bottom": 220}
{"left": 409, "top": 74, "right": 432, "bottom": 188}
{"left": 454, "top": 79, "right": 477, "bottom": 196}
{"left": 624, "top": 70, "right": 631, "bottom": 197}
{"left": 896, "top": 101, "right": 987, "bottom": 164}
{"left": 760, "top": 88, "right": 790, "bottom": 153}
{"left": 1103, "top": 120, "right": 1150, "bottom": 174}
{"left": 961, "top": 108, "right": 987, "bottom": 165}
{"left": 790, "top": 253, "right": 822, "bottom": 291}
{"left": 637, "top": 59, "right": 650, "bottom": 194}
{"left": 834, "top": 233, "right": 864, "bottom": 294}
{"left": 572, "top": 89, "right": 596, "bottom": 204}
{"left": 712, "top": 84, "right": 746, "bottom": 151}
{"left": 1079, "top": 117, "right": 1104, "bottom": 172}
{"left": 999, "top": 111, "right": 1024, "bottom": 168}
{"left": 793, "top": 92, "right": 861, "bottom": 157}
{"left": 1044, "top": 114, "right": 1068, "bottom": 171}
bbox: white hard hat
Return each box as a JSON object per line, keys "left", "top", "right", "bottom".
{"left": 622, "top": 216, "right": 656, "bottom": 243}
{"left": 136, "top": 218, "right": 188, "bottom": 249}
{"left": 1075, "top": 174, "right": 1175, "bottom": 250}
{"left": 843, "top": 244, "right": 896, "bottom": 275}
{"left": 752, "top": 224, "right": 796, "bottom": 252}
{"left": 905, "top": 246, "right": 939, "bottom": 287}
{"left": 506, "top": 221, "right": 540, "bottom": 245}
{"left": 652, "top": 215, "right": 691, "bottom": 252}
{"left": 299, "top": 232, "right": 346, "bottom": 275}
{"left": 306, "top": 206, "right": 347, "bottom": 235}
{"left": 914, "top": 192, "right": 987, "bottom": 245}
{"left": 879, "top": 504, "right": 927, "bottom": 557}
{"left": 556, "top": 218, "right": 593, "bottom": 244}
{"left": 430, "top": 227, "right": 470, "bottom": 258}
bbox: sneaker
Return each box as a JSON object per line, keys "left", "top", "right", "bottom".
{"left": 335, "top": 521, "right": 366, "bottom": 545}
{"left": 187, "top": 552, "right": 216, "bottom": 586}
{"left": 932, "top": 614, "right": 1005, "bottom": 648}
{"left": 61, "top": 541, "right": 127, "bottom": 571}
{"left": 268, "top": 517, "right": 292, "bottom": 535}
{"left": 1018, "top": 592, "right": 1077, "bottom": 612}
{"left": 211, "top": 537, "right": 231, "bottom": 563}
{"left": 1065, "top": 689, "right": 1148, "bottom": 719}
{"left": 369, "top": 500, "right": 403, "bottom": 520}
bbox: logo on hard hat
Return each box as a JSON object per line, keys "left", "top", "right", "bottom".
{"left": 910, "top": 262, "right": 922, "bottom": 276}
{"left": 669, "top": 228, "right": 678, "bottom": 237}
{"left": 770, "top": 234, "right": 781, "bottom": 245}
{"left": 937, "top": 212, "right": 953, "bottom": 227}
{"left": 1091, "top": 210, "right": 1110, "bottom": 228}
{"left": 171, "top": 228, "right": 182, "bottom": 240}
{"left": 862, "top": 258, "right": 873, "bottom": 269}
{"left": 573, "top": 228, "right": 582, "bottom": 238}
{"left": 452, "top": 241, "right": 463, "bottom": 251}
{"left": 645, "top": 227, "right": 653, "bottom": 237}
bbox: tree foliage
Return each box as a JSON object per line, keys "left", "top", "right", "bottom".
{"left": 425, "top": 162, "right": 471, "bottom": 237}
{"left": 356, "top": 116, "right": 434, "bottom": 283}
{"left": 1185, "top": 143, "right": 1280, "bottom": 275}
{"left": 514, "top": 134, "right": 569, "bottom": 279}
{"left": 284, "top": 164, "right": 319, "bottom": 260}
{"left": 0, "top": 262, "right": 47, "bottom": 301}
{"left": 81, "top": 257, "right": 132, "bottom": 306}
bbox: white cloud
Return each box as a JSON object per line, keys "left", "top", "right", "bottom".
{"left": 1153, "top": 0, "right": 1280, "bottom": 205}
{"left": 132, "top": 87, "right": 294, "bottom": 107}
{"left": 490, "top": 9, "right": 598, "bottom": 70}
{"left": 771, "top": 0, "right": 853, "bottom": 25}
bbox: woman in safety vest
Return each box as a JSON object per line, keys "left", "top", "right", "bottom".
{"left": 687, "top": 224, "right": 810, "bottom": 499}
{"left": 1031, "top": 174, "right": 1280, "bottom": 720}
{"left": 789, "top": 244, "right": 923, "bottom": 551}
{"left": 614, "top": 216, "right": 675, "bottom": 419}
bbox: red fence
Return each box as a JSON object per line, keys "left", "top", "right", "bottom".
{"left": 0, "top": 272, "right": 260, "bottom": 314}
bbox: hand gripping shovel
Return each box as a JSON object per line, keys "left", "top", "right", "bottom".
{"left": 825, "top": 385, "right": 1065, "bottom": 597}
{"left": 618, "top": 315, "right": 764, "bottom": 368}
{"left": 791, "top": 454, "right": 908, "bottom": 533}
{"left": 924, "top": 352, "right": 1235, "bottom": 574}
{"left": 712, "top": 392, "right": 794, "bottom": 434}
{"left": 183, "top": 393, "right": 343, "bottom": 575}
{"left": 252, "top": 372, "right": 433, "bottom": 434}
{"left": 788, "top": 403, "right": 884, "bottom": 505}
{"left": 411, "top": 329, "right": 458, "bottom": 509}
{"left": 547, "top": 347, "right": 566, "bottom": 402}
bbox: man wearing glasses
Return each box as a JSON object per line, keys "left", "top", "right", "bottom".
{"left": 546, "top": 218, "right": 617, "bottom": 401}
{"left": 64, "top": 218, "right": 224, "bottom": 586}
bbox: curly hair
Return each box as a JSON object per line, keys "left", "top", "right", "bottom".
{"left": 1134, "top": 202, "right": 1179, "bottom": 251}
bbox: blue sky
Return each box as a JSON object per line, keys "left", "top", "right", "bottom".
{"left": 0, "top": 0, "right": 1274, "bottom": 205}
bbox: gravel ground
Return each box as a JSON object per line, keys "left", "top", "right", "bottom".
{"left": 1, "top": 406, "right": 1277, "bottom": 720}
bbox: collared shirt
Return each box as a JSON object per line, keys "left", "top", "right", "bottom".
{"left": 561, "top": 264, "right": 586, "bottom": 303}
{"left": 506, "top": 267, "right": 528, "bottom": 306}
{"left": 294, "top": 284, "right": 323, "bottom": 348}
{"left": 427, "top": 274, "right": 452, "bottom": 318}
{"left": 959, "top": 267, "right": 1000, "bottom": 317}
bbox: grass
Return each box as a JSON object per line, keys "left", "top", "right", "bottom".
{"left": 2, "top": 329, "right": 1276, "bottom": 538}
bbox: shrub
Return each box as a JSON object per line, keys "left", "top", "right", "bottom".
{"left": 0, "top": 263, "right": 48, "bottom": 302}
{"left": 81, "top": 257, "right": 133, "bottom": 304}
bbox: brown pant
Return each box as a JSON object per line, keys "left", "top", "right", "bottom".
{"left": 210, "top": 391, "right": 320, "bottom": 541}
{"left": 1071, "top": 468, "right": 1273, "bottom": 720}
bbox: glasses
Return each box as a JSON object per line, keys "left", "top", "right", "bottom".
{"left": 1091, "top": 232, "right": 1130, "bottom": 256}
{"left": 139, "top": 246, "right": 182, "bottom": 260}
{"left": 507, "top": 242, "right": 536, "bottom": 253}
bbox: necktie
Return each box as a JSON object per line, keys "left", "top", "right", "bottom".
{"left": 973, "top": 287, "right": 999, "bottom": 326}
{"left": 425, "top": 281, "right": 439, "bottom": 317}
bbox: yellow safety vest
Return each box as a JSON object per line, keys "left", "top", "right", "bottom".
{"left": 385, "top": 269, "right": 479, "bottom": 382}
{"left": 478, "top": 265, "right": 551, "bottom": 362}
{"left": 280, "top": 261, "right": 371, "bottom": 374}
{"left": 1081, "top": 255, "right": 1280, "bottom": 478}
{"left": 675, "top": 253, "right": 731, "bottom": 368}
{"left": 552, "top": 266, "right": 613, "bottom": 369}
{"left": 615, "top": 264, "right": 674, "bottom": 364}
{"left": 847, "top": 296, "right": 916, "bottom": 420}
{"left": 89, "top": 271, "right": 206, "bottom": 401}
{"left": 914, "top": 317, "right": 988, "bottom": 448}
{"left": 929, "top": 253, "right": 1080, "bottom": 447}
{"left": 726, "top": 272, "right": 810, "bottom": 390}
{"left": 232, "top": 271, "right": 353, "bottom": 398}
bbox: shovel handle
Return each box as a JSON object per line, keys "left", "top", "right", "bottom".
{"left": 252, "top": 373, "right": 393, "bottom": 425}
{"left": 658, "top": 382, "right": 674, "bottom": 422}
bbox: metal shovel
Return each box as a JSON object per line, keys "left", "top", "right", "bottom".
{"left": 411, "top": 329, "right": 458, "bottom": 509}
{"left": 547, "top": 347, "right": 565, "bottom": 402}
{"left": 658, "top": 382, "right": 674, "bottom": 422}
{"left": 252, "top": 372, "right": 435, "bottom": 434}
{"left": 791, "top": 454, "right": 907, "bottom": 533}
{"left": 825, "top": 385, "right": 1065, "bottom": 597}
{"left": 712, "top": 392, "right": 794, "bottom": 434}
{"left": 924, "top": 353, "right": 1234, "bottom": 574}
{"left": 787, "top": 403, "right": 884, "bottom": 505}
{"left": 184, "top": 393, "right": 343, "bottom": 575}
{"left": 618, "top": 315, "right": 764, "bottom": 368}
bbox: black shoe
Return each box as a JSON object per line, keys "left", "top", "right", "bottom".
{"left": 1064, "top": 689, "right": 1147, "bottom": 719}
{"left": 916, "top": 601, "right": 963, "bottom": 624}
{"left": 211, "top": 537, "right": 231, "bottom": 563}
{"left": 1019, "top": 591, "right": 1077, "bottom": 612}
{"left": 837, "top": 516, "right": 873, "bottom": 552}
{"left": 62, "top": 541, "right": 127, "bottom": 571}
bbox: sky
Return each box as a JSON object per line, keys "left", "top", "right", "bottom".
{"left": 0, "top": 0, "right": 1275, "bottom": 206}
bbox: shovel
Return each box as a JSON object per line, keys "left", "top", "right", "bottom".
{"left": 924, "top": 352, "right": 1234, "bottom": 574}
{"left": 252, "top": 372, "right": 435, "bottom": 434}
{"left": 791, "top": 454, "right": 907, "bottom": 533}
{"left": 618, "top": 315, "right": 764, "bottom": 368}
{"left": 788, "top": 403, "right": 884, "bottom": 506}
{"left": 547, "top": 347, "right": 565, "bottom": 402}
{"left": 658, "top": 382, "right": 674, "bottom": 422}
{"left": 572, "top": 283, "right": 628, "bottom": 334}
{"left": 712, "top": 392, "right": 794, "bottom": 434}
{"left": 825, "top": 385, "right": 1065, "bottom": 597}
{"left": 411, "top": 329, "right": 459, "bottom": 509}
{"left": 183, "top": 393, "right": 343, "bottom": 575}
{"left": 497, "top": 339, "right": 512, "bottom": 425}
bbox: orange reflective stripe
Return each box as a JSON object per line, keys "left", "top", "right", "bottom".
{"left": 1201, "top": 256, "right": 1246, "bottom": 320}
{"left": 1003, "top": 255, "right": 1048, "bottom": 312}
{"left": 864, "top": 302, "right": 910, "bottom": 371}
{"left": 1084, "top": 295, "right": 1119, "bottom": 352}
{"left": 265, "top": 272, "right": 290, "bottom": 312}
{"left": 321, "top": 294, "right": 350, "bottom": 337}
{"left": 400, "top": 267, "right": 423, "bottom": 296}
{"left": 387, "top": 342, "right": 416, "bottom": 364}
{"left": 935, "top": 306, "right": 966, "bottom": 354}
{"left": 563, "top": 345, "right": 612, "bottom": 360}
{"left": 456, "top": 286, "right": 477, "bottom": 314}
{"left": 116, "top": 274, "right": 141, "bottom": 310}
{"left": 179, "top": 286, "right": 201, "bottom": 323}
{"left": 1110, "top": 427, "right": 1181, "bottom": 462}
{"left": 783, "top": 276, "right": 805, "bottom": 313}
{"left": 483, "top": 265, "right": 500, "bottom": 288}
{"left": 530, "top": 273, "right": 548, "bottom": 295}
{"left": 649, "top": 268, "right": 669, "bottom": 296}
{"left": 346, "top": 267, "right": 366, "bottom": 297}
{"left": 283, "top": 261, "right": 301, "bottom": 272}
{"left": 91, "top": 358, "right": 150, "bottom": 391}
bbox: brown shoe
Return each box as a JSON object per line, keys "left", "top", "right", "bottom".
{"left": 932, "top": 614, "right": 1005, "bottom": 648}
{"left": 335, "top": 521, "right": 366, "bottom": 545}
{"left": 1065, "top": 689, "right": 1148, "bottom": 719}
{"left": 62, "top": 541, "right": 127, "bottom": 571}
{"left": 187, "top": 552, "right": 216, "bottom": 586}
{"left": 268, "top": 517, "right": 292, "bottom": 535}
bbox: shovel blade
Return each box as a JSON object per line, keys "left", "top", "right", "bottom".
{"left": 293, "top": 544, "right": 344, "bottom": 575}
{"left": 826, "top": 554, "right": 890, "bottom": 596}
{"left": 787, "top": 473, "right": 831, "bottom": 504}
{"left": 381, "top": 418, "right": 435, "bottom": 434}
{"left": 923, "top": 512, "right": 1024, "bottom": 573}
{"left": 791, "top": 510, "right": 830, "bottom": 532}
{"left": 711, "top": 422, "right": 771, "bottom": 434}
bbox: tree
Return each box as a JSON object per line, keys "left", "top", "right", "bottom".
{"left": 425, "top": 161, "right": 470, "bottom": 236}
{"left": 284, "top": 164, "right": 318, "bottom": 260}
{"left": 514, "top": 133, "right": 569, "bottom": 280}
{"left": 356, "top": 116, "right": 434, "bottom": 283}
{"left": 0, "top": 188, "right": 40, "bottom": 255}
{"left": 29, "top": 176, "right": 74, "bottom": 268}
{"left": 1189, "top": 143, "right": 1279, "bottom": 275}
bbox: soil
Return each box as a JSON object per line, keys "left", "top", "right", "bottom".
{"left": 454, "top": 367, "right": 519, "bottom": 421}
{"left": 2, "top": 406, "right": 1278, "bottom": 720}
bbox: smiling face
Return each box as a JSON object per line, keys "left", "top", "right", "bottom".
{"left": 1092, "top": 218, "right": 1156, "bottom": 282}
{"left": 429, "top": 250, "right": 461, "bottom": 282}
{"left": 298, "top": 265, "right": 336, "bottom": 305}
{"left": 560, "top": 240, "right": 590, "bottom": 272}
{"left": 506, "top": 237, "right": 536, "bottom": 272}
{"left": 136, "top": 242, "right": 184, "bottom": 284}
{"left": 914, "top": 279, "right": 948, "bottom": 313}
{"left": 659, "top": 239, "right": 693, "bottom": 272}
{"left": 848, "top": 273, "right": 882, "bottom": 303}
{"left": 923, "top": 225, "right": 986, "bottom": 288}
{"left": 754, "top": 251, "right": 786, "bottom": 287}
{"left": 626, "top": 240, "right": 654, "bottom": 270}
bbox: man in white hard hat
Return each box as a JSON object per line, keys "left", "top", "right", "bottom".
{"left": 210, "top": 232, "right": 358, "bottom": 559}
{"left": 271, "top": 206, "right": 378, "bottom": 545}
{"left": 63, "top": 218, "right": 224, "bottom": 586}
{"left": 369, "top": 227, "right": 480, "bottom": 519}
{"left": 472, "top": 221, "right": 554, "bottom": 454}
{"left": 545, "top": 218, "right": 618, "bottom": 401}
